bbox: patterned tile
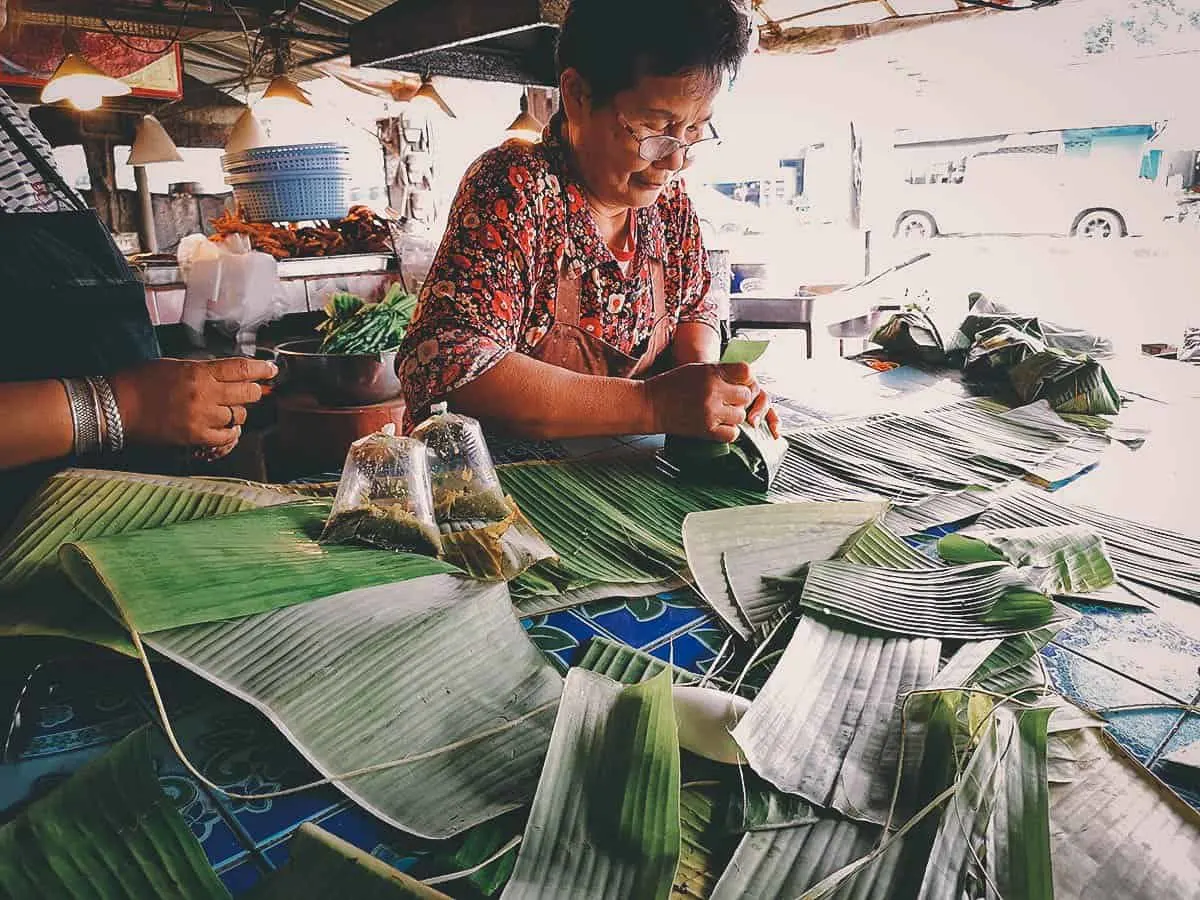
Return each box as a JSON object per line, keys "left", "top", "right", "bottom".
{"left": 218, "top": 857, "right": 267, "bottom": 895}
{"left": 577, "top": 589, "right": 709, "bottom": 649}
{"left": 0, "top": 744, "right": 111, "bottom": 819}
{"left": 1041, "top": 643, "right": 1182, "bottom": 763}
{"left": 488, "top": 438, "right": 569, "bottom": 464}
{"left": 522, "top": 611, "right": 604, "bottom": 673}
{"left": 646, "top": 620, "right": 729, "bottom": 676}
{"left": 1151, "top": 714, "right": 1200, "bottom": 813}
{"left": 1053, "top": 603, "right": 1200, "bottom": 704}
{"left": 262, "top": 803, "right": 427, "bottom": 873}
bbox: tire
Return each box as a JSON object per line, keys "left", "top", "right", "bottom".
{"left": 1072, "top": 209, "right": 1126, "bottom": 238}
{"left": 895, "top": 211, "right": 938, "bottom": 240}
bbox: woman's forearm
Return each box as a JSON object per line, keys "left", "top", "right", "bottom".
{"left": 672, "top": 322, "right": 721, "bottom": 365}
{"left": 0, "top": 380, "right": 74, "bottom": 469}
{"left": 445, "top": 353, "right": 655, "bottom": 439}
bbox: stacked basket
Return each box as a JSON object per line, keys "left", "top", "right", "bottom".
{"left": 221, "top": 143, "right": 351, "bottom": 222}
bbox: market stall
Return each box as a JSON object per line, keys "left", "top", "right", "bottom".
{"left": 0, "top": 1, "right": 1198, "bottom": 899}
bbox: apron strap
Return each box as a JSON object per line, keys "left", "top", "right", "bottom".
{"left": 0, "top": 106, "right": 87, "bottom": 213}
{"left": 554, "top": 262, "right": 583, "bottom": 328}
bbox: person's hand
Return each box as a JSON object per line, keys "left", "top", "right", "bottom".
{"left": 109, "top": 357, "right": 276, "bottom": 451}
{"left": 645, "top": 362, "right": 777, "bottom": 442}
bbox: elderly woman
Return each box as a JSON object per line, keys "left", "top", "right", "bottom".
{"left": 0, "top": 0, "right": 274, "bottom": 518}
{"left": 398, "top": 0, "right": 777, "bottom": 442}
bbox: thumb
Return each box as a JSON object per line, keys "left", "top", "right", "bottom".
{"left": 718, "top": 361, "right": 753, "bottom": 385}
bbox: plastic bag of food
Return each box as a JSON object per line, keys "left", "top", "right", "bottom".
{"left": 321, "top": 424, "right": 442, "bottom": 555}
{"left": 412, "top": 403, "right": 555, "bottom": 580}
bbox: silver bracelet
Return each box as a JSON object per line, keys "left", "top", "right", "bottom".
{"left": 87, "top": 376, "right": 126, "bottom": 454}
{"left": 60, "top": 377, "right": 102, "bottom": 457}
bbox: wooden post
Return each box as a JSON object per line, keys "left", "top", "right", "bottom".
{"left": 133, "top": 166, "right": 158, "bottom": 253}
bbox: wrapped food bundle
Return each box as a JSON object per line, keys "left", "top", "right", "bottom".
{"left": 321, "top": 425, "right": 442, "bottom": 555}
{"left": 869, "top": 308, "right": 945, "bottom": 366}
{"left": 1008, "top": 349, "right": 1120, "bottom": 415}
{"left": 963, "top": 323, "right": 1048, "bottom": 383}
{"left": 413, "top": 403, "right": 555, "bottom": 580}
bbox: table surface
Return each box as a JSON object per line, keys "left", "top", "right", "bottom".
{"left": 1, "top": 352, "right": 1197, "bottom": 894}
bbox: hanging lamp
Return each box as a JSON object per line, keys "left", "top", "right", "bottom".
{"left": 505, "top": 91, "right": 543, "bottom": 142}
{"left": 256, "top": 37, "right": 312, "bottom": 116}
{"left": 411, "top": 74, "right": 455, "bottom": 118}
{"left": 41, "top": 41, "right": 131, "bottom": 112}
{"left": 127, "top": 115, "right": 183, "bottom": 165}
{"left": 225, "top": 107, "right": 269, "bottom": 153}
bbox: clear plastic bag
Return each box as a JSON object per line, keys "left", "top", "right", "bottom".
{"left": 321, "top": 424, "right": 442, "bottom": 555}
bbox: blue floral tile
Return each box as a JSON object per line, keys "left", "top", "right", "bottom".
{"left": 218, "top": 857, "right": 267, "bottom": 896}
{"left": 0, "top": 744, "right": 111, "bottom": 818}
{"left": 1151, "top": 715, "right": 1200, "bottom": 813}
{"left": 1053, "top": 603, "right": 1200, "bottom": 704}
{"left": 646, "top": 620, "right": 729, "bottom": 676}
{"left": 577, "top": 589, "right": 709, "bottom": 649}
{"left": 263, "top": 803, "right": 427, "bottom": 874}
{"left": 522, "top": 611, "right": 604, "bottom": 673}
{"left": 489, "top": 438, "right": 569, "bottom": 464}
{"left": 1041, "top": 643, "right": 1182, "bottom": 763}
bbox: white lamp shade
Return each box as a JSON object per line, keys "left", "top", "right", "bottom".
{"left": 41, "top": 53, "right": 131, "bottom": 111}
{"left": 412, "top": 77, "right": 456, "bottom": 118}
{"left": 127, "top": 115, "right": 183, "bottom": 165}
{"left": 506, "top": 109, "right": 543, "bottom": 142}
{"left": 225, "top": 108, "right": 269, "bottom": 153}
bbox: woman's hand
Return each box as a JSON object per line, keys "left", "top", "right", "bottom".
{"left": 110, "top": 357, "right": 276, "bottom": 450}
{"left": 645, "top": 362, "right": 778, "bottom": 442}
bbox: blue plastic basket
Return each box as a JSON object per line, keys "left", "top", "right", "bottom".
{"left": 231, "top": 172, "right": 351, "bottom": 222}
{"left": 221, "top": 143, "right": 351, "bottom": 177}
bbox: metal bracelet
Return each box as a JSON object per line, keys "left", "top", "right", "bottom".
{"left": 87, "top": 376, "right": 126, "bottom": 454}
{"left": 59, "top": 377, "right": 101, "bottom": 457}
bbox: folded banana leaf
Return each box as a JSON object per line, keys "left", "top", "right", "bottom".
{"left": 0, "top": 727, "right": 229, "bottom": 899}
{"left": 0, "top": 469, "right": 293, "bottom": 653}
{"left": 963, "top": 323, "right": 1049, "bottom": 382}
{"left": 941, "top": 525, "right": 1116, "bottom": 596}
{"left": 149, "top": 576, "right": 562, "bottom": 839}
{"left": 681, "top": 501, "right": 888, "bottom": 640}
{"left": 947, "top": 311, "right": 1044, "bottom": 364}
{"left": 500, "top": 669, "right": 681, "bottom": 900}
{"left": 60, "top": 500, "right": 458, "bottom": 634}
{"left": 659, "top": 418, "right": 789, "bottom": 492}
{"left": 870, "top": 308, "right": 946, "bottom": 365}
{"left": 1009, "top": 349, "right": 1121, "bottom": 415}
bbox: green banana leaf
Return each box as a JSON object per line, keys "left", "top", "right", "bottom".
{"left": 942, "top": 525, "right": 1116, "bottom": 596}
{"left": 149, "top": 575, "right": 562, "bottom": 839}
{"left": 962, "top": 322, "right": 1048, "bottom": 383}
{"left": 681, "top": 501, "right": 888, "bottom": 640}
{"left": 730, "top": 616, "right": 941, "bottom": 825}
{"left": 882, "top": 490, "right": 993, "bottom": 538}
{"left": 839, "top": 519, "right": 940, "bottom": 570}
{"left": 60, "top": 500, "right": 458, "bottom": 633}
{"left": 1047, "top": 725, "right": 1200, "bottom": 899}
{"left": 721, "top": 338, "right": 770, "bottom": 364}
{"left": 0, "top": 727, "right": 229, "bottom": 899}
{"left": 577, "top": 635, "right": 698, "bottom": 685}
{"left": 791, "top": 559, "right": 1066, "bottom": 639}
{"left": 500, "top": 669, "right": 681, "bottom": 900}
{"left": 674, "top": 785, "right": 723, "bottom": 900}
{"left": 720, "top": 776, "right": 820, "bottom": 834}
{"left": 1009, "top": 349, "right": 1121, "bottom": 415}
{"left": 870, "top": 308, "right": 946, "bottom": 366}
{"left": 0, "top": 469, "right": 293, "bottom": 653}
{"left": 248, "top": 823, "right": 452, "bottom": 900}
{"left": 946, "top": 311, "right": 1044, "bottom": 361}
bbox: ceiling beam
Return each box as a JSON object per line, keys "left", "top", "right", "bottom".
{"left": 20, "top": 0, "right": 271, "bottom": 34}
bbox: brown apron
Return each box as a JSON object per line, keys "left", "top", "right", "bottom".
{"left": 530, "top": 256, "right": 673, "bottom": 377}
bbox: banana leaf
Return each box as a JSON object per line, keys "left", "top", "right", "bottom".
{"left": 789, "top": 560, "right": 1067, "bottom": 639}
{"left": 916, "top": 706, "right": 1054, "bottom": 900}
{"left": 0, "top": 469, "right": 293, "bottom": 653}
{"left": 674, "top": 785, "right": 723, "bottom": 900}
{"left": 0, "top": 727, "right": 229, "bottom": 899}
{"left": 730, "top": 616, "right": 941, "bottom": 825}
{"left": 681, "top": 501, "right": 888, "bottom": 640}
{"left": 943, "top": 525, "right": 1116, "bottom": 597}
{"left": 962, "top": 323, "right": 1049, "bottom": 382}
{"left": 500, "top": 669, "right": 681, "bottom": 900}
{"left": 149, "top": 576, "right": 562, "bottom": 839}
{"left": 882, "top": 491, "right": 992, "bottom": 537}
{"left": 720, "top": 338, "right": 771, "bottom": 365}
{"left": 839, "top": 519, "right": 940, "bottom": 570}
{"left": 720, "top": 776, "right": 820, "bottom": 834}
{"left": 870, "top": 308, "right": 946, "bottom": 365}
{"left": 577, "top": 635, "right": 698, "bottom": 685}
{"left": 947, "top": 312, "right": 1044, "bottom": 363}
{"left": 1009, "top": 349, "right": 1121, "bottom": 415}
{"left": 59, "top": 500, "right": 458, "bottom": 633}
{"left": 1047, "top": 724, "right": 1200, "bottom": 899}
{"left": 248, "top": 823, "right": 452, "bottom": 900}
{"left": 975, "top": 484, "right": 1200, "bottom": 601}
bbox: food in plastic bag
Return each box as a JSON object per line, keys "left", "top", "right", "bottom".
{"left": 321, "top": 424, "right": 442, "bottom": 555}
{"left": 412, "top": 403, "right": 555, "bottom": 580}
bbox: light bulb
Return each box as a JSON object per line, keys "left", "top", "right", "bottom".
{"left": 41, "top": 53, "right": 130, "bottom": 110}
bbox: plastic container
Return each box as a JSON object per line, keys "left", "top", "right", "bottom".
{"left": 321, "top": 425, "right": 441, "bottom": 555}
{"left": 230, "top": 173, "right": 350, "bottom": 223}
{"left": 221, "top": 143, "right": 351, "bottom": 176}
{"left": 412, "top": 403, "right": 510, "bottom": 525}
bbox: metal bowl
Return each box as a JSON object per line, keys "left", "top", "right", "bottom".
{"left": 274, "top": 339, "right": 402, "bottom": 407}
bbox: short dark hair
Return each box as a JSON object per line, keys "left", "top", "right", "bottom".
{"left": 556, "top": 0, "right": 751, "bottom": 107}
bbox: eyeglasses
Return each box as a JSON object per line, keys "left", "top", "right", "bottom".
{"left": 617, "top": 115, "right": 721, "bottom": 167}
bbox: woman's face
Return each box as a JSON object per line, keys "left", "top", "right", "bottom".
{"left": 562, "top": 68, "right": 719, "bottom": 213}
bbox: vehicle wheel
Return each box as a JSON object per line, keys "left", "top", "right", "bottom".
{"left": 895, "top": 211, "right": 938, "bottom": 240}
{"left": 1072, "top": 209, "right": 1126, "bottom": 238}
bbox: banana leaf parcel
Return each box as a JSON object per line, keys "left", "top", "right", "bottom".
{"left": 962, "top": 323, "right": 1049, "bottom": 383}
{"left": 1009, "top": 349, "right": 1121, "bottom": 415}
{"left": 869, "top": 308, "right": 946, "bottom": 365}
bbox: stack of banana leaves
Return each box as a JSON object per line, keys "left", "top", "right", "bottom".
{"left": 2, "top": 462, "right": 1198, "bottom": 899}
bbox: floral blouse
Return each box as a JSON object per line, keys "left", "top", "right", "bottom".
{"left": 397, "top": 115, "right": 718, "bottom": 424}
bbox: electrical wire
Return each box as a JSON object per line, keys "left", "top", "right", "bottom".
{"left": 99, "top": 0, "right": 192, "bottom": 55}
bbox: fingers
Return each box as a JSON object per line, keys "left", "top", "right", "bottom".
{"left": 203, "top": 403, "right": 247, "bottom": 428}
{"left": 215, "top": 380, "right": 265, "bottom": 406}
{"left": 766, "top": 406, "right": 781, "bottom": 439}
{"left": 710, "top": 423, "right": 739, "bottom": 443}
{"left": 210, "top": 357, "right": 277, "bottom": 384}
{"left": 718, "top": 362, "right": 754, "bottom": 386}
{"left": 746, "top": 390, "right": 770, "bottom": 426}
{"left": 197, "top": 425, "right": 242, "bottom": 448}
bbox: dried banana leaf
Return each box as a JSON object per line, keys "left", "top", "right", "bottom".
{"left": 0, "top": 727, "right": 229, "bottom": 899}
{"left": 681, "top": 501, "right": 888, "bottom": 640}
{"left": 501, "top": 669, "right": 681, "bottom": 900}
{"left": 60, "top": 500, "right": 458, "bottom": 633}
{"left": 674, "top": 785, "right": 723, "bottom": 900}
{"left": 148, "top": 576, "right": 562, "bottom": 839}
{"left": 0, "top": 469, "right": 292, "bottom": 653}
{"left": 790, "top": 560, "right": 1067, "bottom": 639}
{"left": 1009, "top": 349, "right": 1120, "bottom": 415}
{"left": 247, "top": 823, "right": 452, "bottom": 900}
{"left": 731, "top": 616, "right": 941, "bottom": 825}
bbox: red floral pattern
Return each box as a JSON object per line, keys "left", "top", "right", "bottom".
{"left": 397, "top": 115, "right": 718, "bottom": 423}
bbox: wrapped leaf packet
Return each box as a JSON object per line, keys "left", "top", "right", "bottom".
{"left": 963, "top": 323, "right": 1048, "bottom": 383}
{"left": 413, "top": 403, "right": 555, "bottom": 581}
{"left": 321, "top": 425, "right": 442, "bottom": 556}
{"left": 1008, "top": 349, "right": 1120, "bottom": 415}
{"left": 869, "top": 307, "right": 945, "bottom": 365}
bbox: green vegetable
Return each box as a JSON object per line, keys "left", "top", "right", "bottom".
{"left": 317, "top": 283, "right": 419, "bottom": 354}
